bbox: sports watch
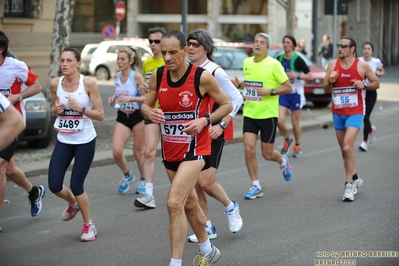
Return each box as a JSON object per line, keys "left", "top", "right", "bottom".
{"left": 219, "top": 120, "right": 228, "bottom": 129}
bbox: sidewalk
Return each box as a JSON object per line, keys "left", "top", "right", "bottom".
{"left": 20, "top": 112, "right": 333, "bottom": 178}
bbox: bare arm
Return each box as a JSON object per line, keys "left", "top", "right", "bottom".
{"left": 141, "top": 69, "right": 164, "bottom": 123}
{"left": 0, "top": 98, "right": 25, "bottom": 150}
{"left": 361, "top": 62, "right": 379, "bottom": 90}
{"left": 322, "top": 59, "right": 338, "bottom": 92}
{"left": 84, "top": 76, "right": 105, "bottom": 121}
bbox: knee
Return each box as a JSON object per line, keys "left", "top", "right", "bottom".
{"left": 197, "top": 177, "right": 212, "bottom": 192}
{"left": 48, "top": 180, "right": 62, "bottom": 194}
{"left": 341, "top": 144, "right": 353, "bottom": 155}
{"left": 262, "top": 151, "right": 273, "bottom": 161}
{"left": 184, "top": 197, "right": 196, "bottom": 214}
{"left": 244, "top": 145, "right": 255, "bottom": 158}
{"left": 144, "top": 147, "right": 156, "bottom": 160}
{"left": 167, "top": 195, "right": 184, "bottom": 215}
{"left": 113, "top": 148, "right": 124, "bottom": 161}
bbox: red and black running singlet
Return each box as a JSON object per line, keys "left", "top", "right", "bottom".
{"left": 156, "top": 64, "right": 211, "bottom": 162}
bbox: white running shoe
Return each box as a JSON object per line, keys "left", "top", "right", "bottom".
{"left": 61, "top": 203, "right": 80, "bottom": 221}
{"left": 81, "top": 222, "right": 97, "bottom": 242}
{"left": 352, "top": 177, "right": 363, "bottom": 195}
{"left": 134, "top": 193, "right": 156, "bottom": 209}
{"left": 193, "top": 244, "right": 221, "bottom": 266}
{"left": 187, "top": 224, "right": 217, "bottom": 243}
{"left": 342, "top": 183, "right": 354, "bottom": 202}
{"left": 224, "top": 201, "right": 243, "bottom": 233}
{"left": 368, "top": 125, "right": 376, "bottom": 143}
{"left": 359, "top": 141, "right": 368, "bottom": 152}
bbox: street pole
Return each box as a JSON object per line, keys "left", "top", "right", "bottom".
{"left": 333, "top": 0, "right": 337, "bottom": 58}
{"left": 181, "top": 0, "right": 188, "bottom": 36}
{"left": 311, "top": 0, "right": 318, "bottom": 63}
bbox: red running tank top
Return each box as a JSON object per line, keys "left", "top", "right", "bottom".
{"left": 331, "top": 58, "right": 366, "bottom": 115}
{"left": 157, "top": 64, "right": 211, "bottom": 162}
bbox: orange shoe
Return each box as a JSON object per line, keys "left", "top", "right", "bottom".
{"left": 281, "top": 138, "right": 292, "bottom": 155}
{"left": 293, "top": 145, "right": 303, "bottom": 158}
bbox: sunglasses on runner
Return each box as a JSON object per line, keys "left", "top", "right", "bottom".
{"left": 149, "top": 39, "right": 161, "bottom": 44}
{"left": 336, "top": 44, "right": 350, "bottom": 49}
{"left": 187, "top": 41, "right": 201, "bottom": 48}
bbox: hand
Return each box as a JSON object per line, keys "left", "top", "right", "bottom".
{"left": 329, "top": 70, "right": 339, "bottom": 84}
{"left": 149, "top": 108, "right": 165, "bottom": 124}
{"left": 209, "top": 124, "right": 223, "bottom": 140}
{"left": 3, "top": 93, "right": 20, "bottom": 105}
{"left": 286, "top": 70, "right": 297, "bottom": 79}
{"left": 53, "top": 96, "right": 64, "bottom": 115}
{"left": 231, "top": 76, "right": 240, "bottom": 89}
{"left": 108, "top": 95, "right": 116, "bottom": 106}
{"left": 350, "top": 79, "right": 366, "bottom": 89}
{"left": 65, "top": 95, "right": 82, "bottom": 111}
{"left": 138, "top": 84, "right": 148, "bottom": 95}
{"left": 182, "top": 118, "right": 206, "bottom": 135}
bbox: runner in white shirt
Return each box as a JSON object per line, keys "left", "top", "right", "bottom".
{"left": 186, "top": 28, "right": 244, "bottom": 243}
{"left": 0, "top": 31, "right": 45, "bottom": 224}
{"left": 358, "top": 42, "right": 385, "bottom": 152}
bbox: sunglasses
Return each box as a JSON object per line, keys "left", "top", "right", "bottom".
{"left": 337, "top": 44, "right": 350, "bottom": 49}
{"left": 149, "top": 39, "right": 161, "bottom": 44}
{"left": 187, "top": 41, "right": 201, "bottom": 48}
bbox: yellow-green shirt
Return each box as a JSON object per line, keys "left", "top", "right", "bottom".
{"left": 242, "top": 56, "right": 288, "bottom": 119}
{"left": 142, "top": 56, "right": 165, "bottom": 82}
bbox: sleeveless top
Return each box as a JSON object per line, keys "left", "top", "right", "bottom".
{"left": 55, "top": 75, "right": 96, "bottom": 144}
{"left": 157, "top": 64, "right": 211, "bottom": 162}
{"left": 114, "top": 70, "right": 141, "bottom": 114}
{"left": 331, "top": 58, "right": 365, "bottom": 115}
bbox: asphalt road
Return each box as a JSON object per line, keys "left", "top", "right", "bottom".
{"left": 1, "top": 98, "right": 398, "bottom": 265}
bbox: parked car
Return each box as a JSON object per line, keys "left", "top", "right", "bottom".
{"left": 268, "top": 49, "right": 330, "bottom": 107}
{"left": 19, "top": 90, "right": 52, "bottom": 149}
{"left": 80, "top": 43, "right": 99, "bottom": 75}
{"left": 89, "top": 39, "right": 152, "bottom": 80}
{"left": 6, "top": 50, "right": 52, "bottom": 149}
{"left": 213, "top": 47, "right": 248, "bottom": 82}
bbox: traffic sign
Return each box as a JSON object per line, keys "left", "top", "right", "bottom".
{"left": 115, "top": 1, "right": 126, "bottom": 21}
{"left": 102, "top": 24, "right": 116, "bottom": 39}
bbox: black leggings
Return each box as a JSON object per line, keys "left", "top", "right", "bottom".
{"left": 363, "top": 90, "right": 377, "bottom": 141}
{"left": 48, "top": 138, "right": 96, "bottom": 196}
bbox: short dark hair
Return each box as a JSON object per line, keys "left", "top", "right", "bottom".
{"left": 186, "top": 28, "right": 217, "bottom": 61}
{"left": 340, "top": 36, "right": 357, "bottom": 57}
{"left": 163, "top": 30, "right": 186, "bottom": 49}
{"left": 148, "top": 26, "right": 166, "bottom": 36}
{"left": 0, "top": 31, "right": 10, "bottom": 57}
{"left": 282, "top": 35, "right": 297, "bottom": 50}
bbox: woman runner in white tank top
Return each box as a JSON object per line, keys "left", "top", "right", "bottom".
{"left": 49, "top": 47, "right": 104, "bottom": 242}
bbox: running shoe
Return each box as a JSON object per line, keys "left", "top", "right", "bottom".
{"left": 244, "top": 185, "right": 263, "bottom": 200}
{"left": 352, "top": 177, "right": 363, "bottom": 195}
{"left": 342, "top": 183, "right": 354, "bottom": 202}
{"left": 293, "top": 145, "right": 303, "bottom": 158}
{"left": 281, "top": 138, "right": 293, "bottom": 155}
{"left": 118, "top": 171, "right": 135, "bottom": 193}
{"left": 193, "top": 244, "right": 221, "bottom": 266}
{"left": 224, "top": 200, "right": 243, "bottom": 233}
{"left": 368, "top": 125, "right": 376, "bottom": 143}
{"left": 61, "top": 203, "right": 80, "bottom": 221}
{"left": 281, "top": 155, "right": 293, "bottom": 181}
{"left": 134, "top": 193, "right": 156, "bottom": 209}
{"left": 81, "top": 222, "right": 97, "bottom": 242}
{"left": 359, "top": 141, "right": 368, "bottom": 152}
{"left": 187, "top": 224, "right": 217, "bottom": 243}
{"left": 135, "top": 178, "right": 146, "bottom": 194}
{"left": 29, "top": 185, "right": 46, "bottom": 217}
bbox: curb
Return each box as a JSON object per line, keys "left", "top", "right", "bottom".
{"left": 21, "top": 114, "right": 333, "bottom": 178}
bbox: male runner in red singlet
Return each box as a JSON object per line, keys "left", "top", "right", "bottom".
{"left": 322, "top": 36, "right": 379, "bottom": 202}
{"left": 141, "top": 30, "right": 232, "bottom": 266}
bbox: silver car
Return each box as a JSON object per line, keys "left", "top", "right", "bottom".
{"left": 89, "top": 39, "right": 152, "bottom": 80}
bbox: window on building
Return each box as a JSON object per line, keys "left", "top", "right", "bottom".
{"left": 4, "top": 0, "right": 43, "bottom": 18}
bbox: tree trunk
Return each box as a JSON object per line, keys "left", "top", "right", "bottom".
{"left": 45, "top": 0, "right": 75, "bottom": 99}
{"left": 286, "top": 0, "right": 296, "bottom": 36}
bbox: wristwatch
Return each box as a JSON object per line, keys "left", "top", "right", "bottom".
{"left": 271, "top": 90, "right": 277, "bottom": 96}
{"left": 219, "top": 120, "right": 228, "bottom": 130}
{"left": 363, "top": 82, "right": 368, "bottom": 89}
{"left": 81, "top": 106, "right": 86, "bottom": 114}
